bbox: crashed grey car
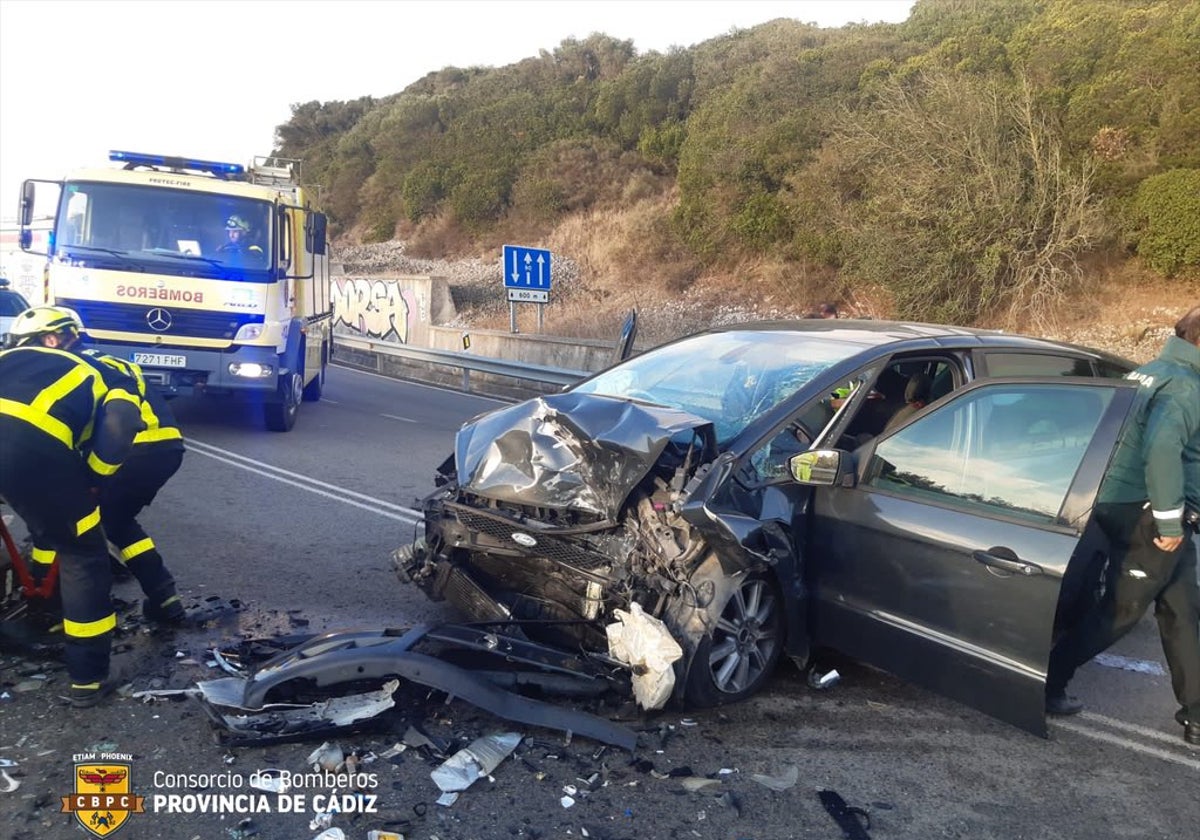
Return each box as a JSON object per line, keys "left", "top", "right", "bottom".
{"left": 399, "top": 320, "right": 1138, "bottom": 735}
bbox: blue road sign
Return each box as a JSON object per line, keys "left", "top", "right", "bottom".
{"left": 502, "top": 245, "right": 552, "bottom": 291}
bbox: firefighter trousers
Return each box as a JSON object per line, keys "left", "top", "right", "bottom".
{"left": 0, "top": 419, "right": 114, "bottom": 685}
{"left": 1047, "top": 502, "right": 1200, "bottom": 720}
{"left": 101, "top": 447, "right": 183, "bottom": 611}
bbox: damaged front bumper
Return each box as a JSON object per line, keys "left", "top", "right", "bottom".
{"left": 195, "top": 623, "right": 637, "bottom": 750}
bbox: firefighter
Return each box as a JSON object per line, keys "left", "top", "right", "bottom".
{"left": 0, "top": 306, "right": 145, "bottom": 708}
{"left": 218, "top": 215, "right": 263, "bottom": 258}
{"left": 78, "top": 349, "right": 187, "bottom": 624}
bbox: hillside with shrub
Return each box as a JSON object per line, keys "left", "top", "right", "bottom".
{"left": 276, "top": 0, "right": 1199, "bottom": 344}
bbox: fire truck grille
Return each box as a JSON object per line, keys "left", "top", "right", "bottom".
{"left": 59, "top": 298, "right": 263, "bottom": 342}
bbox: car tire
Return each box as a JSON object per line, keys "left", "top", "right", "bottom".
{"left": 684, "top": 571, "right": 784, "bottom": 706}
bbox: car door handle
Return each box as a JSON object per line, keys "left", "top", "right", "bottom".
{"left": 973, "top": 549, "right": 1044, "bottom": 576}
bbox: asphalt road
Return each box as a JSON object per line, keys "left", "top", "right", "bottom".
{"left": 1, "top": 364, "right": 1197, "bottom": 840}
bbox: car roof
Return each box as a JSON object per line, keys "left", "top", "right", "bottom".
{"left": 699, "top": 318, "right": 1134, "bottom": 367}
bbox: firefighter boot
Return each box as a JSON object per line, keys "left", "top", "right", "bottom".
{"left": 143, "top": 591, "right": 186, "bottom": 625}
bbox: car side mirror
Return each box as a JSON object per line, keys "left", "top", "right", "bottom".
{"left": 789, "top": 449, "right": 853, "bottom": 487}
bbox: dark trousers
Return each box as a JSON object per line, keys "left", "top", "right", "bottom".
{"left": 102, "top": 448, "right": 183, "bottom": 608}
{"left": 0, "top": 419, "right": 114, "bottom": 684}
{"left": 1047, "top": 502, "right": 1200, "bottom": 720}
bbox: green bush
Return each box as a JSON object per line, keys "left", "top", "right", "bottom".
{"left": 1128, "top": 169, "right": 1200, "bottom": 276}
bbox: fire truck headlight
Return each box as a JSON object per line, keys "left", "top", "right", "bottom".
{"left": 234, "top": 323, "right": 264, "bottom": 341}
{"left": 229, "top": 362, "right": 273, "bottom": 379}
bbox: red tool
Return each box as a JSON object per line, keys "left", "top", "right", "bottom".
{"left": 0, "top": 505, "right": 58, "bottom": 600}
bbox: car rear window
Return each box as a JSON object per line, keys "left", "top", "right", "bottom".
{"left": 0, "top": 290, "right": 31, "bottom": 316}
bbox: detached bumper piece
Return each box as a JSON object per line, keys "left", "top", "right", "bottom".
{"left": 195, "top": 623, "right": 636, "bottom": 750}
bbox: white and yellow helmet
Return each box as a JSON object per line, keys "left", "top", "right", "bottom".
{"left": 4, "top": 305, "right": 85, "bottom": 349}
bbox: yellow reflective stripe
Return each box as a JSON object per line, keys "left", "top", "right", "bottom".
{"left": 75, "top": 506, "right": 101, "bottom": 536}
{"left": 134, "top": 426, "right": 182, "bottom": 445}
{"left": 87, "top": 451, "right": 120, "bottom": 476}
{"left": 31, "top": 546, "right": 57, "bottom": 566}
{"left": 71, "top": 682, "right": 102, "bottom": 690}
{"left": 29, "top": 363, "right": 100, "bottom": 415}
{"left": 158, "top": 595, "right": 181, "bottom": 609}
{"left": 63, "top": 613, "right": 117, "bottom": 639}
{"left": 0, "top": 398, "right": 75, "bottom": 448}
{"left": 103, "top": 388, "right": 141, "bottom": 407}
{"left": 121, "top": 538, "right": 154, "bottom": 560}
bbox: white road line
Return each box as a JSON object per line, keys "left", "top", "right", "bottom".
{"left": 1093, "top": 652, "right": 1167, "bottom": 676}
{"left": 1076, "top": 710, "right": 1192, "bottom": 747}
{"left": 1051, "top": 718, "right": 1200, "bottom": 770}
{"left": 382, "top": 414, "right": 417, "bottom": 423}
{"left": 185, "top": 437, "right": 423, "bottom": 524}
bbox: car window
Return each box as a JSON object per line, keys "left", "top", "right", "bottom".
{"left": 864, "top": 383, "right": 1115, "bottom": 525}
{"left": 0, "top": 290, "right": 31, "bottom": 316}
{"left": 1095, "top": 359, "right": 1134, "bottom": 378}
{"left": 982, "top": 352, "right": 1093, "bottom": 377}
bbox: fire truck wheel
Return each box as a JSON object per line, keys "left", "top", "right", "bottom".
{"left": 265, "top": 371, "right": 303, "bottom": 431}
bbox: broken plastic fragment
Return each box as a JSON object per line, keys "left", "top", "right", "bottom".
{"left": 605, "top": 602, "right": 683, "bottom": 710}
{"left": 430, "top": 732, "right": 522, "bottom": 794}
{"left": 306, "top": 742, "right": 344, "bottom": 772}
{"left": 0, "top": 769, "right": 19, "bottom": 793}
{"left": 750, "top": 765, "right": 799, "bottom": 791}
{"left": 310, "top": 829, "right": 345, "bottom": 840}
{"left": 680, "top": 777, "right": 720, "bottom": 793}
{"left": 808, "top": 668, "right": 841, "bottom": 690}
{"left": 560, "top": 795, "right": 576, "bottom": 809}
{"left": 249, "top": 769, "right": 289, "bottom": 794}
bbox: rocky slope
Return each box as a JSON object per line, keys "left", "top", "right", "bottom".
{"left": 335, "top": 241, "right": 1187, "bottom": 364}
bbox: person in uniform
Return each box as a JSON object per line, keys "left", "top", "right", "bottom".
{"left": 77, "top": 349, "right": 187, "bottom": 624}
{"left": 0, "top": 306, "right": 145, "bottom": 707}
{"left": 1046, "top": 305, "right": 1200, "bottom": 745}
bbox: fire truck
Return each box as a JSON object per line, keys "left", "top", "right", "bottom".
{"left": 17, "top": 150, "right": 332, "bottom": 431}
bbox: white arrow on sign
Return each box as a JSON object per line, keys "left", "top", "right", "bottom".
{"left": 510, "top": 249, "right": 521, "bottom": 285}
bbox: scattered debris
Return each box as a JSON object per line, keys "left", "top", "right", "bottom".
{"left": 0, "top": 768, "right": 19, "bottom": 792}
{"left": 248, "top": 769, "right": 290, "bottom": 794}
{"left": 818, "top": 789, "right": 872, "bottom": 839}
{"left": 680, "top": 776, "right": 720, "bottom": 793}
{"left": 306, "top": 741, "right": 345, "bottom": 772}
{"left": 750, "top": 765, "right": 799, "bottom": 792}
{"left": 808, "top": 668, "right": 841, "bottom": 690}
{"left": 605, "top": 603, "right": 683, "bottom": 710}
{"left": 430, "top": 732, "right": 522, "bottom": 799}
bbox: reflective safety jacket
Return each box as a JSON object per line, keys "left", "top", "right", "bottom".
{"left": 1099, "top": 335, "right": 1200, "bottom": 538}
{"left": 0, "top": 345, "right": 146, "bottom": 481}
{"left": 80, "top": 349, "right": 184, "bottom": 453}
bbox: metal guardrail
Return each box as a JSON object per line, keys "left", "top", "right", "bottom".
{"left": 334, "top": 334, "right": 588, "bottom": 393}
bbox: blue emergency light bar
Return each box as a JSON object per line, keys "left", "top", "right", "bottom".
{"left": 108, "top": 150, "right": 245, "bottom": 177}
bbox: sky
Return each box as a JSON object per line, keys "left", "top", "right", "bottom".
{"left": 0, "top": 0, "right": 915, "bottom": 221}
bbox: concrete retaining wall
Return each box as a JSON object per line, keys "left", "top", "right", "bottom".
{"left": 330, "top": 272, "right": 622, "bottom": 399}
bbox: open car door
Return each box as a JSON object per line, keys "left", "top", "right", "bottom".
{"left": 802, "top": 377, "right": 1139, "bottom": 735}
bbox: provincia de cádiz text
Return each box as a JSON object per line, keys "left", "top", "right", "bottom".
{"left": 149, "top": 768, "right": 380, "bottom": 815}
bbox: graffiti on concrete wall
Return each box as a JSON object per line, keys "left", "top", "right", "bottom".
{"left": 332, "top": 277, "right": 414, "bottom": 343}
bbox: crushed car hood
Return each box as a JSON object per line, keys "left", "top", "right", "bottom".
{"left": 455, "top": 392, "right": 714, "bottom": 519}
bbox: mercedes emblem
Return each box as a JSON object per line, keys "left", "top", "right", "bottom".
{"left": 146, "top": 308, "right": 172, "bottom": 331}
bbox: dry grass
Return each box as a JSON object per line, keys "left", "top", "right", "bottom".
{"left": 349, "top": 187, "right": 1199, "bottom": 359}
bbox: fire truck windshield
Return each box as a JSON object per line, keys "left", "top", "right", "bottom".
{"left": 54, "top": 181, "right": 274, "bottom": 281}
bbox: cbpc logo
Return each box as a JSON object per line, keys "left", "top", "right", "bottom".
{"left": 60, "top": 753, "right": 146, "bottom": 837}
